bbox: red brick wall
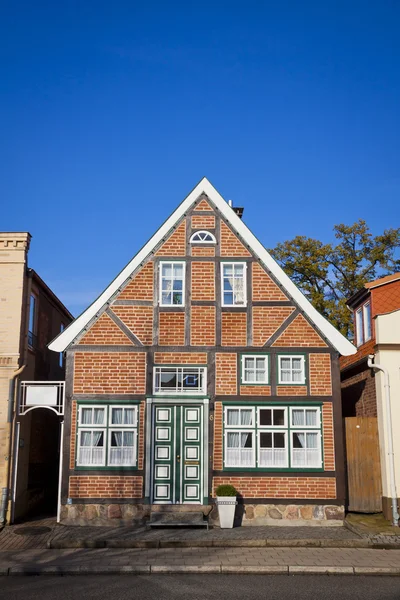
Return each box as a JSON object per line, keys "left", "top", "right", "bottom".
{"left": 277, "top": 386, "right": 307, "bottom": 396}
{"left": 78, "top": 313, "right": 131, "bottom": 345}
{"left": 212, "top": 477, "right": 336, "bottom": 499}
{"left": 252, "top": 263, "right": 288, "bottom": 301}
{"left": 159, "top": 312, "right": 185, "bottom": 345}
{"left": 195, "top": 198, "right": 213, "bottom": 211}
{"left": 73, "top": 352, "right": 146, "bottom": 394}
{"left": 310, "top": 354, "right": 332, "bottom": 395}
{"left": 69, "top": 476, "right": 143, "bottom": 498}
{"left": 111, "top": 306, "right": 153, "bottom": 345}
{"left": 252, "top": 307, "right": 295, "bottom": 346}
{"left": 190, "top": 306, "right": 216, "bottom": 346}
{"left": 273, "top": 314, "right": 328, "bottom": 347}
{"left": 155, "top": 221, "right": 186, "bottom": 256}
{"left": 240, "top": 385, "right": 271, "bottom": 396}
{"left": 191, "top": 262, "right": 215, "bottom": 301}
{"left": 221, "top": 313, "right": 247, "bottom": 346}
{"left": 191, "top": 245, "right": 215, "bottom": 257}
{"left": 216, "top": 353, "right": 237, "bottom": 394}
{"left": 220, "top": 221, "right": 251, "bottom": 257}
{"left": 118, "top": 262, "right": 154, "bottom": 301}
{"left": 213, "top": 402, "right": 223, "bottom": 470}
{"left": 191, "top": 215, "right": 215, "bottom": 229}
{"left": 322, "top": 403, "right": 335, "bottom": 471}
{"left": 154, "top": 352, "right": 207, "bottom": 364}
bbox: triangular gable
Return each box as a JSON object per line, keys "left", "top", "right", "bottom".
{"left": 78, "top": 312, "right": 132, "bottom": 345}
{"left": 272, "top": 314, "right": 328, "bottom": 348}
{"left": 195, "top": 198, "right": 213, "bottom": 211}
{"left": 49, "top": 177, "right": 356, "bottom": 355}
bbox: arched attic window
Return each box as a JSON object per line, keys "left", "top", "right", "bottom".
{"left": 190, "top": 231, "right": 216, "bottom": 244}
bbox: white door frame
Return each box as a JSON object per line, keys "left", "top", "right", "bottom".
{"left": 145, "top": 397, "right": 209, "bottom": 504}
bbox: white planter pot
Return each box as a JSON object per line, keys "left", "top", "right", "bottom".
{"left": 216, "top": 496, "right": 237, "bottom": 528}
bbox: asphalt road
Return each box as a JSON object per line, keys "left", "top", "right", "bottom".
{"left": 1, "top": 575, "right": 400, "bottom": 600}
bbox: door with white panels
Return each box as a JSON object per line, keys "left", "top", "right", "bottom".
{"left": 152, "top": 404, "right": 203, "bottom": 504}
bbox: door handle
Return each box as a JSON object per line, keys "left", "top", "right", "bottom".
{"left": 177, "top": 455, "right": 180, "bottom": 462}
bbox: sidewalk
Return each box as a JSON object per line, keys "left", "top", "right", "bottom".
{"left": 1, "top": 547, "right": 400, "bottom": 575}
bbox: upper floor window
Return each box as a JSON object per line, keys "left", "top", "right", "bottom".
{"left": 355, "top": 301, "right": 371, "bottom": 347}
{"left": 154, "top": 366, "right": 207, "bottom": 395}
{"left": 190, "top": 231, "right": 216, "bottom": 244}
{"left": 278, "top": 355, "right": 306, "bottom": 385}
{"left": 221, "top": 262, "right": 246, "bottom": 306}
{"left": 241, "top": 355, "right": 269, "bottom": 384}
{"left": 28, "top": 293, "right": 38, "bottom": 348}
{"left": 160, "top": 262, "right": 185, "bottom": 306}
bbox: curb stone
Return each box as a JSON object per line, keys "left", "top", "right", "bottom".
{"left": 3, "top": 565, "right": 400, "bottom": 576}
{"left": 48, "top": 538, "right": 389, "bottom": 550}
{"left": 289, "top": 566, "right": 354, "bottom": 575}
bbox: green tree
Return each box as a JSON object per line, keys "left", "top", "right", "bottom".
{"left": 269, "top": 220, "right": 400, "bottom": 338}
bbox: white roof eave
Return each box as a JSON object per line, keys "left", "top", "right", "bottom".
{"left": 49, "top": 177, "right": 357, "bottom": 356}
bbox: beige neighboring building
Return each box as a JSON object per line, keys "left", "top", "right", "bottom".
{"left": 0, "top": 232, "right": 72, "bottom": 523}
{"left": 374, "top": 308, "right": 400, "bottom": 522}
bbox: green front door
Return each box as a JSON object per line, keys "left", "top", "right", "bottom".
{"left": 152, "top": 404, "right": 203, "bottom": 504}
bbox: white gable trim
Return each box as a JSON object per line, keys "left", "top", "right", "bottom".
{"left": 49, "top": 177, "right": 356, "bottom": 356}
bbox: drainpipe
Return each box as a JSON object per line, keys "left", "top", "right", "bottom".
{"left": 0, "top": 364, "right": 26, "bottom": 527}
{"left": 368, "top": 354, "right": 399, "bottom": 527}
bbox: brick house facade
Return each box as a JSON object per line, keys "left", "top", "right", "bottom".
{"left": 50, "top": 178, "right": 356, "bottom": 526}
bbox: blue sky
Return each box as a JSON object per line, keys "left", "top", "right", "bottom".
{"left": 1, "top": 1, "right": 399, "bottom": 316}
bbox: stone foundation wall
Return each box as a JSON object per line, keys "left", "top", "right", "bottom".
{"left": 60, "top": 504, "right": 150, "bottom": 526}
{"left": 61, "top": 502, "right": 344, "bottom": 527}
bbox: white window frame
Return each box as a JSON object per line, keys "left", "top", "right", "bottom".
{"left": 224, "top": 407, "right": 256, "bottom": 468}
{"left": 78, "top": 405, "right": 107, "bottom": 427}
{"left": 159, "top": 261, "right": 185, "bottom": 307}
{"left": 278, "top": 355, "right": 306, "bottom": 385}
{"left": 189, "top": 230, "right": 216, "bottom": 244}
{"left": 241, "top": 355, "right": 269, "bottom": 385}
{"left": 224, "top": 406, "right": 255, "bottom": 428}
{"left": 77, "top": 429, "right": 107, "bottom": 467}
{"left": 289, "top": 406, "right": 321, "bottom": 428}
{"left": 77, "top": 404, "right": 139, "bottom": 468}
{"left": 290, "top": 430, "right": 322, "bottom": 469}
{"left": 109, "top": 405, "right": 138, "bottom": 427}
{"left": 221, "top": 262, "right": 247, "bottom": 307}
{"left": 355, "top": 308, "right": 364, "bottom": 347}
{"left": 257, "top": 430, "right": 289, "bottom": 469}
{"left": 153, "top": 366, "right": 207, "bottom": 395}
{"left": 258, "top": 406, "right": 287, "bottom": 428}
{"left": 363, "top": 301, "right": 371, "bottom": 342}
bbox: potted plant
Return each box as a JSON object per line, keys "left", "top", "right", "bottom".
{"left": 215, "top": 484, "right": 238, "bottom": 529}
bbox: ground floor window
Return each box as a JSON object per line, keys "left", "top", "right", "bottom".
{"left": 76, "top": 404, "right": 138, "bottom": 467}
{"left": 223, "top": 404, "right": 322, "bottom": 470}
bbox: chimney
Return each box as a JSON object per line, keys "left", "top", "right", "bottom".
{"left": 227, "top": 200, "right": 244, "bottom": 219}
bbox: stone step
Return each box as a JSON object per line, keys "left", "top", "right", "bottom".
{"left": 150, "top": 504, "right": 212, "bottom": 515}
{"left": 148, "top": 511, "right": 209, "bottom": 529}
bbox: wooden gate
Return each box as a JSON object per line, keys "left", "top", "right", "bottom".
{"left": 345, "top": 417, "right": 382, "bottom": 512}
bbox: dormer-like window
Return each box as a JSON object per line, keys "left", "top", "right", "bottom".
{"left": 355, "top": 301, "right": 371, "bottom": 347}
{"left": 190, "top": 231, "right": 216, "bottom": 244}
